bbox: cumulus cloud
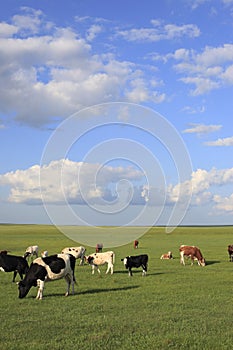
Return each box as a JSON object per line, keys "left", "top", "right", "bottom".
{"left": 205, "top": 136, "right": 233, "bottom": 146}
{"left": 172, "top": 44, "right": 233, "bottom": 95}
{"left": 213, "top": 193, "right": 233, "bottom": 214}
{"left": 1, "top": 161, "right": 233, "bottom": 217}
{"left": 0, "top": 159, "right": 144, "bottom": 205}
{"left": 183, "top": 123, "right": 222, "bottom": 134}
{"left": 0, "top": 8, "right": 165, "bottom": 128}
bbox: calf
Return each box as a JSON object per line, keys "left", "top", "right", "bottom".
{"left": 0, "top": 252, "right": 29, "bottom": 282}
{"left": 121, "top": 254, "right": 148, "bottom": 276}
{"left": 18, "top": 254, "right": 76, "bottom": 300}
{"left": 228, "top": 245, "right": 233, "bottom": 262}
{"left": 134, "top": 240, "right": 139, "bottom": 249}
{"left": 179, "top": 245, "right": 205, "bottom": 266}
{"left": 61, "top": 246, "right": 86, "bottom": 265}
{"left": 160, "top": 251, "right": 173, "bottom": 259}
{"left": 86, "top": 251, "right": 115, "bottom": 274}
{"left": 24, "top": 245, "right": 39, "bottom": 261}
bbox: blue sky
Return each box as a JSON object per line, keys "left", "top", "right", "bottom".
{"left": 0, "top": 0, "right": 233, "bottom": 229}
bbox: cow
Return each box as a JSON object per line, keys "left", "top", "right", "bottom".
{"left": 96, "top": 243, "right": 103, "bottom": 253}
{"left": 41, "top": 250, "right": 48, "bottom": 258}
{"left": 134, "top": 240, "right": 139, "bottom": 249}
{"left": 227, "top": 245, "right": 233, "bottom": 262}
{"left": 121, "top": 254, "right": 148, "bottom": 276}
{"left": 24, "top": 245, "right": 39, "bottom": 261}
{"left": 0, "top": 252, "right": 29, "bottom": 282}
{"left": 179, "top": 245, "right": 206, "bottom": 266}
{"left": 160, "top": 251, "right": 173, "bottom": 259}
{"left": 18, "top": 254, "right": 76, "bottom": 300}
{"left": 85, "top": 251, "right": 115, "bottom": 275}
{"left": 61, "top": 246, "right": 86, "bottom": 265}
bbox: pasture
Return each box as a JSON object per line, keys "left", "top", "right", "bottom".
{"left": 0, "top": 224, "right": 233, "bottom": 349}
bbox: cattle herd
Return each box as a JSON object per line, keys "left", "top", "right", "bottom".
{"left": 0, "top": 242, "right": 231, "bottom": 300}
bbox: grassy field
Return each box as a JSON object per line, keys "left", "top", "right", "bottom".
{"left": 0, "top": 224, "right": 233, "bottom": 349}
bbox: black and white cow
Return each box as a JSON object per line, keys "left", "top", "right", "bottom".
{"left": 121, "top": 254, "right": 148, "bottom": 276}
{"left": 0, "top": 252, "right": 29, "bottom": 282}
{"left": 18, "top": 254, "right": 76, "bottom": 300}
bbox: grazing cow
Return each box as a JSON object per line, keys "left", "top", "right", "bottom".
{"left": 134, "top": 240, "right": 139, "bottom": 249}
{"left": 179, "top": 245, "right": 205, "bottom": 266}
{"left": 86, "top": 251, "right": 115, "bottom": 275}
{"left": 24, "top": 245, "right": 39, "bottom": 261}
{"left": 61, "top": 246, "right": 86, "bottom": 265}
{"left": 0, "top": 252, "right": 29, "bottom": 282}
{"left": 227, "top": 245, "right": 233, "bottom": 262}
{"left": 18, "top": 254, "right": 76, "bottom": 300}
{"left": 160, "top": 251, "right": 173, "bottom": 260}
{"left": 121, "top": 254, "right": 148, "bottom": 276}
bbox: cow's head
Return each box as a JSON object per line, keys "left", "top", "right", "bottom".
{"left": 18, "top": 280, "right": 36, "bottom": 299}
{"left": 200, "top": 258, "right": 206, "bottom": 267}
{"left": 121, "top": 257, "right": 128, "bottom": 269}
{"left": 87, "top": 256, "right": 94, "bottom": 264}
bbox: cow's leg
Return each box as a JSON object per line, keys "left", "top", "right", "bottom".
{"left": 128, "top": 268, "right": 132, "bottom": 277}
{"left": 12, "top": 270, "right": 17, "bottom": 283}
{"left": 91, "top": 265, "right": 95, "bottom": 274}
{"left": 64, "top": 275, "right": 74, "bottom": 296}
{"left": 36, "top": 280, "right": 44, "bottom": 300}
{"left": 180, "top": 252, "right": 185, "bottom": 265}
{"left": 142, "top": 264, "right": 147, "bottom": 276}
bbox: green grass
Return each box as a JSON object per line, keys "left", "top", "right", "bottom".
{"left": 0, "top": 225, "right": 233, "bottom": 349}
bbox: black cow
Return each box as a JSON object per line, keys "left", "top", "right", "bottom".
{"left": 121, "top": 254, "right": 148, "bottom": 276}
{"left": 18, "top": 253, "right": 76, "bottom": 299}
{"left": 0, "top": 252, "right": 29, "bottom": 282}
{"left": 228, "top": 245, "right": 233, "bottom": 262}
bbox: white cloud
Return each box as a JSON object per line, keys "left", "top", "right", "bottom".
{"left": 213, "top": 193, "right": 233, "bottom": 214}
{"left": 172, "top": 44, "right": 233, "bottom": 95}
{"left": 183, "top": 123, "right": 222, "bottom": 134}
{"left": 205, "top": 136, "right": 233, "bottom": 146}
{"left": 0, "top": 9, "right": 167, "bottom": 127}
{"left": 117, "top": 21, "right": 200, "bottom": 42}
{"left": 0, "top": 159, "right": 144, "bottom": 205}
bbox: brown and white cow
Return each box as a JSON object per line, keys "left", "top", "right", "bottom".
{"left": 179, "top": 245, "right": 205, "bottom": 266}
{"left": 85, "top": 251, "right": 115, "bottom": 275}
{"left": 160, "top": 251, "right": 173, "bottom": 260}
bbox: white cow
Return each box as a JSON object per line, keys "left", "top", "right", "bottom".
{"left": 41, "top": 250, "right": 48, "bottom": 258}
{"left": 24, "top": 245, "right": 39, "bottom": 261}
{"left": 61, "top": 246, "right": 86, "bottom": 265}
{"left": 86, "top": 251, "right": 115, "bottom": 275}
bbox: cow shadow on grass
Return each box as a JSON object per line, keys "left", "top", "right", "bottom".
{"left": 79, "top": 285, "right": 139, "bottom": 295}
{"left": 22, "top": 285, "right": 140, "bottom": 299}
{"left": 205, "top": 260, "right": 221, "bottom": 266}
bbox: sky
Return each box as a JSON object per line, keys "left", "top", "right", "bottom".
{"left": 0, "top": 0, "right": 233, "bottom": 232}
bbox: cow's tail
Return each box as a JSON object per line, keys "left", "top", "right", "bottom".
{"left": 112, "top": 252, "right": 115, "bottom": 264}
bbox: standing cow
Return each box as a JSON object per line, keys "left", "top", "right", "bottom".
{"left": 61, "top": 246, "right": 86, "bottom": 265}
{"left": 0, "top": 252, "right": 29, "bottom": 282}
{"left": 121, "top": 254, "right": 148, "bottom": 276}
{"left": 18, "top": 254, "right": 76, "bottom": 299}
{"left": 179, "top": 245, "right": 205, "bottom": 266}
{"left": 24, "top": 245, "right": 39, "bottom": 261}
{"left": 227, "top": 245, "right": 233, "bottom": 262}
{"left": 85, "top": 251, "right": 115, "bottom": 274}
